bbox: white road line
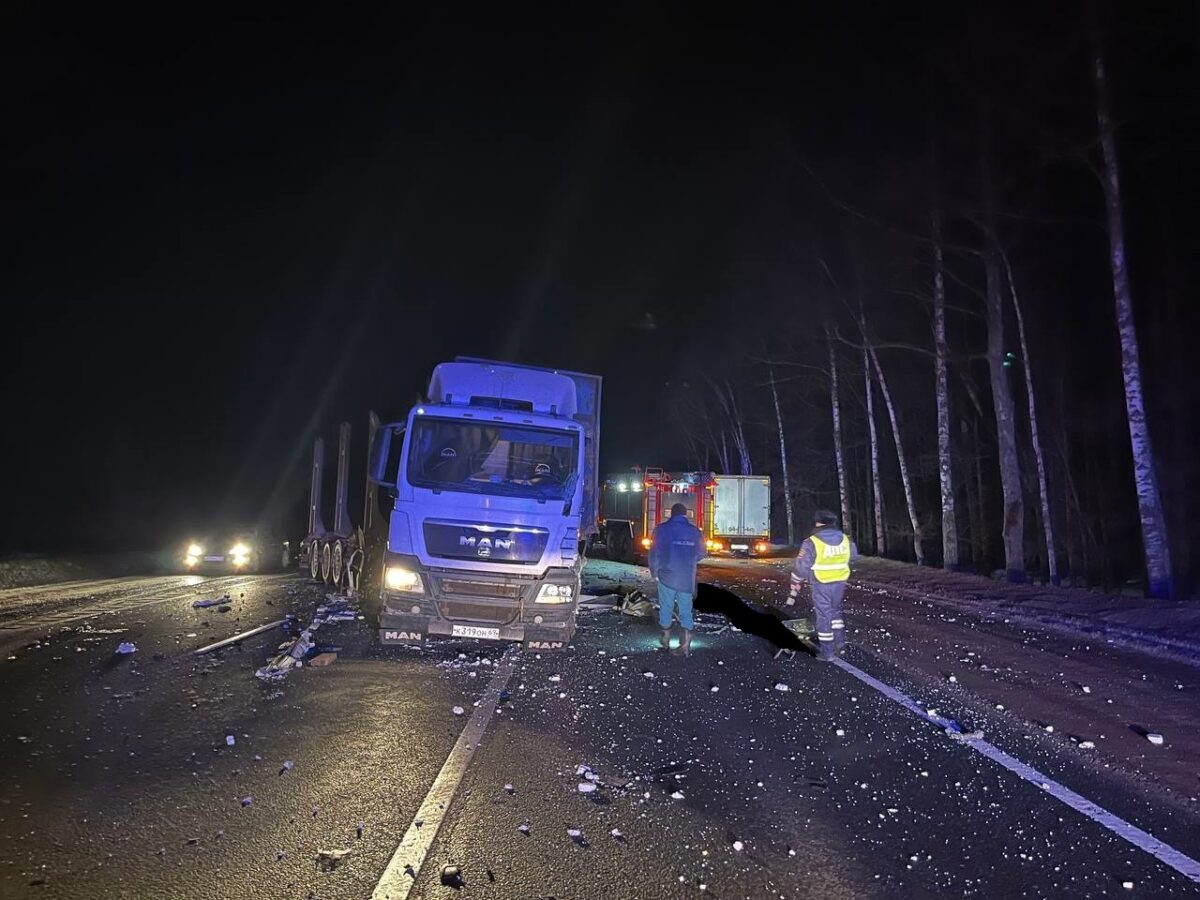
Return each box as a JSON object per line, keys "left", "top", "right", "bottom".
{"left": 372, "top": 649, "right": 518, "bottom": 900}
{"left": 832, "top": 656, "right": 1200, "bottom": 883}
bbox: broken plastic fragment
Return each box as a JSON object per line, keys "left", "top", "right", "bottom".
{"left": 225, "top": 735, "right": 235, "bottom": 746}
{"left": 732, "top": 840, "right": 744, "bottom": 851}
{"left": 116, "top": 642, "right": 137, "bottom": 655}
{"left": 452, "top": 706, "right": 465, "bottom": 716}
{"left": 774, "top": 682, "right": 790, "bottom": 692}
{"left": 670, "top": 790, "right": 685, "bottom": 800}
{"left": 578, "top": 782, "right": 597, "bottom": 793}
{"left": 517, "top": 823, "right": 530, "bottom": 835}
{"left": 1146, "top": 733, "right": 1164, "bottom": 745}
{"left": 240, "top": 796, "right": 253, "bottom": 807}
{"left": 316, "top": 848, "right": 352, "bottom": 870}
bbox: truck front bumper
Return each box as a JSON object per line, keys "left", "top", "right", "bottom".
{"left": 377, "top": 556, "right": 577, "bottom": 651}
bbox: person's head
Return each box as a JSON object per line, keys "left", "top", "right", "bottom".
{"left": 814, "top": 509, "right": 838, "bottom": 529}
{"left": 670, "top": 502, "right": 689, "bottom": 519}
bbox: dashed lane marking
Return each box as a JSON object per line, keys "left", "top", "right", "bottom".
{"left": 372, "top": 648, "right": 518, "bottom": 899}
{"left": 833, "top": 655, "right": 1200, "bottom": 884}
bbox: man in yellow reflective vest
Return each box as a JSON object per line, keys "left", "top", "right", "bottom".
{"left": 787, "top": 510, "right": 858, "bottom": 661}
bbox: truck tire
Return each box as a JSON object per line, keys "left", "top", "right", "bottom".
{"left": 320, "top": 541, "right": 333, "bottom": 584}
{"left": 309, "top": 539, "right": 322, "bottom": 581}
{"left": 330, "top": 540, "right": 344, "bottom": 588}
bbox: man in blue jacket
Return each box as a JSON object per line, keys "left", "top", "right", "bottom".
{"left": 649, "top": 502, "right": 707, "bottom": 656}
{"left": 788, "top": 510, "right": 858, "bottom": 661}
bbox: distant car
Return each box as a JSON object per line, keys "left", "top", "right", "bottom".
{"left": 180, "top": 528, "right": 291, "bottom": 574}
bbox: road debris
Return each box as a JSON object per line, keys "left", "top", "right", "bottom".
{"left": 774, "top": 682, "right": 790, "bottom": 692}
{"left": 577, "top": 782, "right": 597, "bottom": 793}
{"left": 440, "top": 864, "right": 463, "bottom": 886}
{"left": 115, "top": 642, "right": 137, "bottom": 655}
{"left": 309, "top": 652, "right": 337, "bottom": 667}
{"left": 316, "top": 848, "right": 352, "bottom": 870}
{"left": 452, "top": 705, "right": 465, "bottom": 716}
{"left": 193, "top": 595, "right": 228, "bottom": 608}
{"left": 225, "top": 735, "right": 235, "bottom": 746}
{"left": 1146, "top": 732, "right": 1164, "bottom": 745}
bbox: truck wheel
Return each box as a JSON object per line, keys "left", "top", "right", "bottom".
{"left": 309, "top": 539, "right": 322, "bottom": 581}
{"left": 320, "top": 541, "right": 333, "bottom": 583}
{"left": 330, "top": 540, "right": 344, "bottom": 588}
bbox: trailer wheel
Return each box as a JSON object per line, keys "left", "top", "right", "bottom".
{"left": 309, "top": 539, "right": 322, "bottom": 580}
{"left": 330, "top": 540, "right": 344, "bottom": 588}
{"left": 320, "top": 541, "right": 333, "bottom": 584}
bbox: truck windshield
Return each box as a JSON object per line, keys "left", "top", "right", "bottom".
{"left": 406, "top": 418, "right": 579, "bottom": 500}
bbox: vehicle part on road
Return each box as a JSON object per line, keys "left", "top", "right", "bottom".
{"left": 620, "top": 590, "right": 654, "bottom": 617}
{"left": 194, "top": 619, "right": 285, "bottom": 655}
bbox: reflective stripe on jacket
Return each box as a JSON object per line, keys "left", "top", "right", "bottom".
{"left": 809, "top": 534, "right": 851, "bottom": 583}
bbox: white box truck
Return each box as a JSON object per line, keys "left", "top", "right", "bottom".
{"left": 709, "top": 474, "right": 771, "bottom": 555}
{"left": 301, "top": 358, "right": 601, "bottom": 650}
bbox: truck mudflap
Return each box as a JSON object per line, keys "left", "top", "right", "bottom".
{"left": 379, "top": 614, "right": 575, "bottom": 650}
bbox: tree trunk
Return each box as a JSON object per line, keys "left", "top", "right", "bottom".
{"left": 825, "top": 322, "right": 852, "bottom": 540}
{"left": 932, "top": 208, "right": 958, "bottom": 570}
{"left": 862, "top": 318, "right": 885, "bottom": 556}
{"left": 768, "top": 367, "right": 795, "bottom": 547}
{"left": 1000, "top": 248, "right": 1058, "bottom": 584}
{"left": 1093, "top": 35, "right": 1174, "bottom": 598}
{"left": 980, "top": 107, "right": 1025, "bottom": 582}
{"left": 869, "top": 344, "right": 924, "bottom": 565}
{"left": 972, "top": 418, "right": 989, "bottom": 569}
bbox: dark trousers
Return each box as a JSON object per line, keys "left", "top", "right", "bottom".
{"left": 812, "top": 580, "right": 847, "bottom": 656}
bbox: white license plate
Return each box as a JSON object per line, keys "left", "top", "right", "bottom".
{"left": 731, "top": 544, "right": 749, "bottom": 551}
{"left": 451, "top": 625, "right": 500, "bottom": 640}
{"left": 203, "top": 556, "right": 225, "bottom": 562}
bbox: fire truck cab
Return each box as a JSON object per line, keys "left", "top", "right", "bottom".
{"left": 598, "top": 467, "right": 720, "bottom": 563}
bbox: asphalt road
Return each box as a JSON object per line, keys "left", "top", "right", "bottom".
{"left": 0, "top": 562, "right": 1197, "bottom": 899}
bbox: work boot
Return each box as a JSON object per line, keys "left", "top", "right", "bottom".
{"left": 659, "top": 628, "right": 672, "bottom": 651}
{"left": 816, "top": 641, "right": 837, "bottom": 663}
{"left": 675, "top": 629, "right": 693, "bottom": 657}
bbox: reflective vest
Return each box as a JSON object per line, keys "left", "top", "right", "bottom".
{"left": 809, "top": 534, "right": 851, "bottom": 583}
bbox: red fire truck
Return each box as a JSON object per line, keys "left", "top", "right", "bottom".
{"left": 597, "top": 467, "right": 772, "bottom": 563}
{"left": 598, "top": 467, "right": 715, "bottom": 563}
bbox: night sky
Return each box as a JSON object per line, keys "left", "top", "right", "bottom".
{"left": 3, "top": 4, "right": 1195, "bottom": 554}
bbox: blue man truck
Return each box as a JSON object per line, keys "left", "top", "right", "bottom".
{"left": 301, "top": 358, "right": 601, "bottom": 650}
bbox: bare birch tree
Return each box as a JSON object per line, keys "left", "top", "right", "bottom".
{"left": 932, "top": 205, "right": 958, "bottom": 570}
{"left": 1092, "top": 30, "right": 1173, "bottom": 598}
{"left": 869, "top": 344, "right": 924, "bottom": 565}
{"left": 768, "top": 366, "right": 795, "bottom": 546}
{"left": 825, "top": 322, "right": 852, "bottom": 542}
{"left": 1000, "top": 247, "right": 1058, "bottom": 584}
{"left": 861, "top": 315, "right": 885, "bottom": 556}
{"left": 980, "top": 108, "right": 1025, "bottom": 581}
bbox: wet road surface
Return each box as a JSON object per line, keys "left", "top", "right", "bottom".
{"left": 0, "top": 563, "right": 1197, "bottom": 898}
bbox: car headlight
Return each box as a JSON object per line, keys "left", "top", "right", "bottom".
{"left": 229, "top": 544, "right": 250, "bottom": 557}
{"left": 187, "top": 544, "right": 203, "bottom": 557}
{"left": 385, "top": 566, "right": 424, "bottom": 593}
{"left": 535, "top": 583, "right": 574, "bottom": 604}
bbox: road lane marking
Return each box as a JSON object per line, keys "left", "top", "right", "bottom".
{"left": 372, "top": 648, "right": 518, "bottom": 899}
{"left": 833, "top": 656, "right": 1200, "bottom": 884}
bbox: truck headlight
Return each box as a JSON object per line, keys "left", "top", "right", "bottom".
{"left": 535, "top": 583, "right": 573, "bottom": 604}
{"left": 187, "top": 544, "right": 203, "bottom": 557}
{"left": 640, "top": 537, "right": 652, "bottom": 550}
{"left": 385, "top": 566, "right": 424, "bottom": 593}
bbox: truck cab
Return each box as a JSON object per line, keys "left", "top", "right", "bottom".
{"left": 368, "top": 360, "right": 600, "bottom": 650}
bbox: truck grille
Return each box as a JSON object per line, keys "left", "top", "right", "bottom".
{"left": 439, "top": 580, "right": 522, "bottom": 600}
{"left": 441, "top": 601, "right": 519, "bottom": 624}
